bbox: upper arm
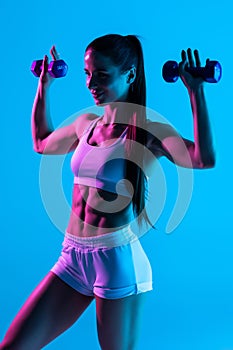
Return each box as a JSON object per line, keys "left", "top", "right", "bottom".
{"left": 146, "top": 121, "right": 194, "bottom": 168}
{"left": 35, "top": 113, "right": 97, "bottom": 155}
{"left": 35, "top": 121, "right": 78, "bottom": 154}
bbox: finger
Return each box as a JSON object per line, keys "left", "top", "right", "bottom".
{"left": 50, "top": 45, "right": 60, "bottom": 60}
{"left": 179, "top": 49, "right": 188, "bottom": 75}
{"left": 53, "top": 46, "right": 60, "bottom": 60}
{"left": 194, "top": 49, "right": 201, "bottom": 67}
{"left": 50, "top": 45, "right": 56, "bottom": 60}
{"left": 181, "top": 49, "right": 187, "bottom": 62}
{"left": 42, "top": 55, "right": 48, "bottom": 72}
{"left": 187, "top": 48, "right": 195, "bottom": 67}
{"left": 40, "top": 55, "right": 49, "bottom": 80}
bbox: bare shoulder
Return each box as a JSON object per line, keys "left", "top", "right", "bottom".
{"left": 74, "top": 113, "right": 100, "bottom": 139}
{"left": 145, "top": 119, "right": 180, "bottom": 157}
{"left": 146, "top": 119, "right": 179, "bottom": 139}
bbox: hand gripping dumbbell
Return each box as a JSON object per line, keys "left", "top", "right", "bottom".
{"left": 162, "top": 60, "right": 222, "bottom": 83}
{"left": 30, "top": 59, "right": 68, "bottom": 78}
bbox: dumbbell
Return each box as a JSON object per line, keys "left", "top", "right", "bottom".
{"left": 162, "top": 60, "right": 222, "bottom": 83}
{"left": 30, "top": 59, "right": 68, "bottom": 78}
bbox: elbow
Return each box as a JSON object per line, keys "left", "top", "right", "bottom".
{"left": 193, "top": 146, "right": 216, "bottom": 169}
{"left": 207, "top": 157, "right": 216, "bottom": 169}
{"left": 33, "top": 140, "right": 44, "bottom": 154}
{"left": 200, "top": 161, "right": 215, "bottom": 169}
{"left": 204, "top": 151, "right": 216, "bottom": 168}
{"left": 33, "top": 146, "right": 43, "bottom": 154}
{"left": 197, "top": 155, "right": 216, "bottom": 169}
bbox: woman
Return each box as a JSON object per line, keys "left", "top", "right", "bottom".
{"left": 0, "top": 34, "right": 215, "bottom": 349}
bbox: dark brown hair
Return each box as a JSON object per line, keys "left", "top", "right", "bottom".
{"left": 86, "top": 34, "right": 154, "bottom": 228}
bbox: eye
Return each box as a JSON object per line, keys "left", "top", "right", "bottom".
{"left": 97, "top": 72, "right": 108, "bottom": 79}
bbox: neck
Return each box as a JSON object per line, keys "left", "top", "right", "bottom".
{"left": 101, "top": 102, "right": 133, "bottom": 126}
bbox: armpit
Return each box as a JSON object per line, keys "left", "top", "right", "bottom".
{"left": 145, "top": 121, "right": 173, "bottom": 157}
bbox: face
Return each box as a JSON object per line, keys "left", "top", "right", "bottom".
{"left": 84, "top": 49, "right": 130, "bottom": 105}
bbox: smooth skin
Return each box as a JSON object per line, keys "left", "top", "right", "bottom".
{"left": 0, "top": 272, "right": 143, "bottom": 350}
{"left": 0, "top": 45, "right": 215, "bottom": 349}
{"left": 0, "top": 272, "right": 94, "bottom": 349}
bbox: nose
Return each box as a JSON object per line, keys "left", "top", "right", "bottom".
{"left": 86, "top": 74, "right": 98, "bottom": 90}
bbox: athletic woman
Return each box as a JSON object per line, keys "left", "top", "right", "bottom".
{"left": 0, "top": 34, "right": 215, "bottom": 350}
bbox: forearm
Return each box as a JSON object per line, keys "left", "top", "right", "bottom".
{"left": 31, "top": 82, "right": 54, "bottom": 151}
{"left": 189, "top": 85, "right": 216, "bottom": 168}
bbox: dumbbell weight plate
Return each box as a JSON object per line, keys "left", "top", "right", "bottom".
{"left": 30, "top": 59, "right": 43, "bottom": 77}
{"left": 48, "top": 59, "right": 68, "bottom": 78}
{"left": 205, "top": 61, "right": 222, "bottom": 83}
{"left": 162, "top": 61, "right": 179, "bottom": 83}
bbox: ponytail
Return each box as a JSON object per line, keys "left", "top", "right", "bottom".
{"left": 86, "top": 34, "right": 154, "bottom": 229}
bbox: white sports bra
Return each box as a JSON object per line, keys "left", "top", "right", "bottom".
{"left": 71, "top": 118, "right": 133, "bottom": 197}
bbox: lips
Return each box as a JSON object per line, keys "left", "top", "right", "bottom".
{"left": 91, "top": 91, "right": 104, "bottom": 99}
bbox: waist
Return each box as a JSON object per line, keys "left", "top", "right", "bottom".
{"left": 65, "top": 225, "right": 138, "bottom": 248}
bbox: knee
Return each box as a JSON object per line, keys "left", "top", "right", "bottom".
{"left": 98, "top": 339, "right": 136, "bottom": 350}
{"left": 0, "top": 340, "right": 25, "bottom": 350}
{"left": 0, "top": 341, "right": 16, "bottom": 350}
{"left": 0, "top": 341, "right": 12, "bottom": 350}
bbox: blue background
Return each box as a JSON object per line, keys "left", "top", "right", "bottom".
{"left": 0, "top": 0, "right": 232, "bottom": 349}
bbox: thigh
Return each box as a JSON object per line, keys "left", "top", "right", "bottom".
{"left": 1, "top": 272, "right": 94, "bottom": 350}
{"left": 95, "top": 293, "right": 146, "bottom": 350}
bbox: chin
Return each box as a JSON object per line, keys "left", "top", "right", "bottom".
{"left": 95, "top": 97, "right": 113, "bottom": 106}
{"left": 95, "top": 100, "right": 108, "bottom": 106}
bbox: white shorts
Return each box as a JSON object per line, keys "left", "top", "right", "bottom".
{"left": 51, "top": 227, "right": 153, "bottom": 299}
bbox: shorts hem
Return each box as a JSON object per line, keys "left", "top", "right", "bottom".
{"left": 94, "top": 283, "right": 153, "bottom": 299}
{"left": 51, "top": 266, "right": 94, "bottom": 297}
{"left": 50, "top": 266, "right": 153, "bottom": 299}
{"left": 51, "top": 266, "right": 153, "bottom": 299}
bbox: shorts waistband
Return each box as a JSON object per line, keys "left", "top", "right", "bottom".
{"left": 65, "top": 225, "right": 138, "bottom": 248}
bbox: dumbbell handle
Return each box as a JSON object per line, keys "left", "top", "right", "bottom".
{"left": 30, "top": 59, "right": 68, "bottom": 78}
{"left": 162, "top": 60, "right": 222, "bottom": 83}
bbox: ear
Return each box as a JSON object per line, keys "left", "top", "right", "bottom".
{"left": 127, "top": 65, "right": 136, "bottom": 84}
